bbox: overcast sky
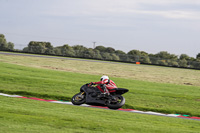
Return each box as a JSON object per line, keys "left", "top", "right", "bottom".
{"left": 1, "top": 0, "right": 200, "bottom": 57}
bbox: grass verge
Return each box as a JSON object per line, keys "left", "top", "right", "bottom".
{"left": 1, "top": 96, "right": 200, "bottom": 133}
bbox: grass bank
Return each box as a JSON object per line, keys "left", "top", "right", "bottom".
{"left": 0, "top": 96, "right": 200, "bottom": 133}
{"left": 0, "top": 61, "right": 200, "bottom": 116}
{"left": 1, "top": 51, "right": 200, "bottom": 86}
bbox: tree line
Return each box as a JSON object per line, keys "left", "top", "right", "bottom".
{"left": 1, "top": 33, "right": 200, "bottom": 69}
{"left": 0, "top": 34, "right": 14, "bottom": 51}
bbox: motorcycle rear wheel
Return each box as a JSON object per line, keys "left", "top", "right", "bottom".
{"left": 107, "top": 95, "right": 125, "bottom": 109}
{"left": 71, "top": 92, "right": 86, "bottom": 105}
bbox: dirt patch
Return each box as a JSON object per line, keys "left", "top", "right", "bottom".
{"left": 42, "top": 66, "right": 74, "bottom": 71}
{"left": 196, "top": 99, "right": 200, "bottom": 101}
{"left": 184, "top": 83, "right": 193, "bottom": 85}
{"left": 43, "top": 66, "right": 58, "bottom": 69}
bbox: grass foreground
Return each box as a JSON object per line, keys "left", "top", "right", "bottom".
{"left": 1, "top": 96, "right": 200, "bottom": 133}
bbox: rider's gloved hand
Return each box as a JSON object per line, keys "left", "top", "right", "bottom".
{"left": 90, "top": 82, "right": 95, "bottom": 85}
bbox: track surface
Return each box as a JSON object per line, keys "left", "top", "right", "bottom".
{"left": 1, "top": 93, "right": 200, "bottom": 121}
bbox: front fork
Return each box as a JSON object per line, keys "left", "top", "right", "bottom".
{"left": 79, "top": 92, "right": 85, "bottom": 99}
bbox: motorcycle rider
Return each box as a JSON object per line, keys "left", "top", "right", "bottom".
{"left": 90, "top": 75, "right": 117, "bottom": 97}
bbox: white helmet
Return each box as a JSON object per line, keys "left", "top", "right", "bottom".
{"left": 100, "top": 75, "right": 109, "bottom": 81}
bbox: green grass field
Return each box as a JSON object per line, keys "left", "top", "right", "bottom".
{"left": 0, "top": 52, "right": 200, "bottom": 132}
{"left": 1, "top": 52, "right": 200, "bottom": 86}
{"left": 1, "top": 95, "right": 200, "bottom": 133}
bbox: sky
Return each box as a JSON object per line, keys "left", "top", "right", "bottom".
{"left": 0, "top": 0, "right": 200, "bottom": 57}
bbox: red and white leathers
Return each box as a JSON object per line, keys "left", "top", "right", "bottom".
{"left": 94, "top": 79, "right": 117, "bottom": 93}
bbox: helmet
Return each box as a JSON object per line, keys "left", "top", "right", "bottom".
{"left": 100, "top": 75, "right": 109, "bottom": 81}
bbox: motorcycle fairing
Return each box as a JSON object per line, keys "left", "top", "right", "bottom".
{"left": 80, "top": 84, "right": 106, "bottom": 105}
{"left": 109, "top": 88, "right": 129, "bottom": 95}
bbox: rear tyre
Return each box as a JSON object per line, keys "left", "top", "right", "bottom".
{"left": 107, "top": 95, "right": 125, "bottom": 109}
{"left": 71, "top": 92, "right": 86, "bottom": 105}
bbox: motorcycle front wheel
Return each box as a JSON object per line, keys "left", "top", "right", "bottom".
{"left": 71, "top": 92, "right": 86, "bottom": 105}
{"left": 107, "top": 95, "right": 125, "bottom": 109}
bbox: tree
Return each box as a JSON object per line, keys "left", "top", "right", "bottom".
{"left": 101, "top": 52, "right": 112, "bottom": 60}
{"left": 44, "top": 42, "right": 54, "bottom": 55}
{"left": 155, "top": 51, "right": 178, "bottom": 60}
{"left": 158, "top": 60, "right": 168, "bottom": 66}
{"left": 115, "top": 50, "right": 126, "bottom": 55}
{"left": 54, "top": 47, "right": 62, "bottom": 55}
{"left": 141, "top": 56, "right": 151, "bottom": 64}
{"left": 170, "top": 54, "right": 178, "bottom": 60}
{"left": 72, "top": 45, "right": 87, "bottom": 57}
{"left": 27, "top": 41, "right": 44, "bottom": 53}
{"left": 93, "top": 49, "right": 102, "bottom": 59}
{"left": 25, "top": 41, "right": 54, "bottom": 54}
{"left": 149, "top": 57, "right": 159, "bottom": 64}
{"left": 127, "top": 50, "right": 141, "bottom": 62}
{"left": 141, "top": 51, "right": 148, "bottom": 56}
{"left": 179, "top": 59, "right": 188, "bottom": 67}
{"left": 94, "top": 46, "right": 106, "bottom": 52}
{"left": 0, "top": 34, "right": 6, "bottom": 44}
{"left": 196, "top": 53, "right": 200, "bottom": 59}
{"left": 0, "top": 34, "right": 15, "bottom": 51}
{"left": 83, "top": 48, "right": 95, "bottom": 58}
{"left": 115, "top": 50, "right": 127, "bottom": 61}
{"left": 179, "top": 54, "right": 190, "bottom": 60}
{"left": 191, "top": 60, "right": 200, "bottom": 69}
{"left": 23, "top": 47, "right": 29, "bottom": 52}
{"left": 128, "top": 50, "right": 141, "bottom": 56}
{"left": 111, "top": 53, "right": 120, "bottom": 61}
{"left": 60, "top": 44, "right": 75, "bottom": 57}
{"left": 148, "top": 54, "right": 158, "bottom": 64}
{"left": 167, "top": 60, "right": 179, "bottom": 67}
{"left": 7, "top": 42, "right": 14, "bottom": 50}
{"left": 0, "top": 34, "right": 8, "bottom": 50}
{"left": 105, "top": 47, "right": 115, "bottom": 53}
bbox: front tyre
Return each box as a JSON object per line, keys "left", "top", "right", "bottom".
{"left": 107, "top": 95, "right": 125, "bottom": 109}
{"left": 71, "top": 92, "right": 86, "bottom": 105}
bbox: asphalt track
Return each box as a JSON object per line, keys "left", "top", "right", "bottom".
{"left": 0, "top": 93, "right": 200, "bottom": 121}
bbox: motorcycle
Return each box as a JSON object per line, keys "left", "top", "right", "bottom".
{"left": 71, "top": 83, "right": 129, "bottom": 109}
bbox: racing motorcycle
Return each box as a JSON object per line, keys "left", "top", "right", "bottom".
{"left": 71, "top": 83, "right": 129, "bottom": 109}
